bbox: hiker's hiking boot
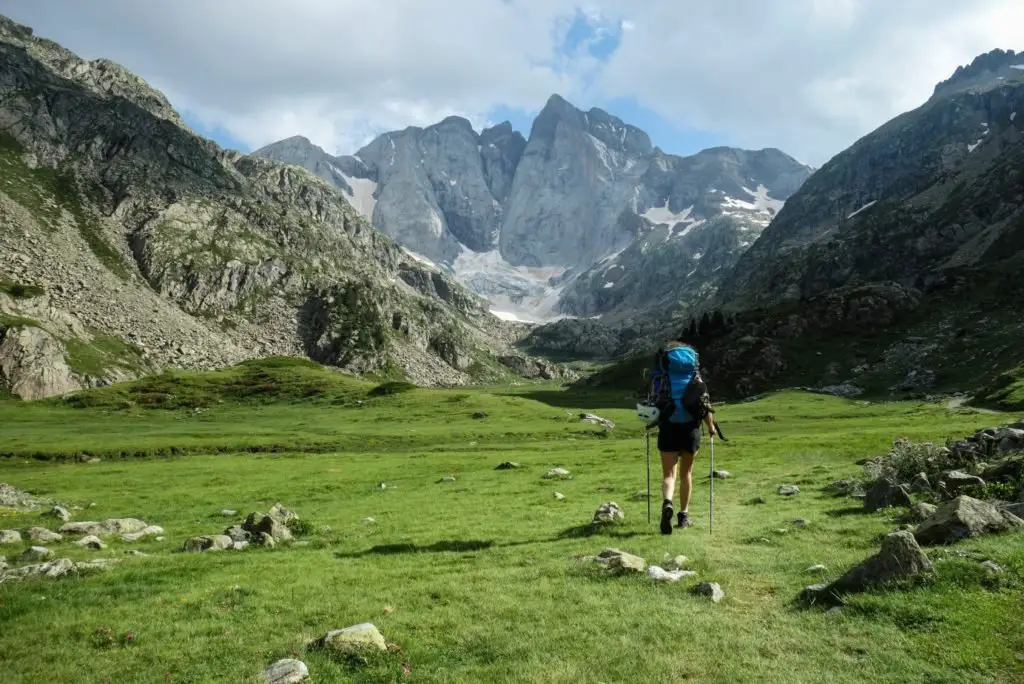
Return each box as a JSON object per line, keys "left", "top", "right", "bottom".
{"left": 660, "top": 501, "right": 674, "bottom": 535}
{"left": 676, "top": 511, "right": 692, "bottom": 529}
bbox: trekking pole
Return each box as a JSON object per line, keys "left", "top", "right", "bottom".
{"left": 709, "top": 435, "right": 715, "bottom": 535}
{"left": 645, "top": 429, "right": 651, "bottom": 524}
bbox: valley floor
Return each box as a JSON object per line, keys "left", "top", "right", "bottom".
{"left": 0, "top": 372, "right": 1022, "bottom": 683}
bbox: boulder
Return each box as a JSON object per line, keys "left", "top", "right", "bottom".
{"left": 73, "top": 535, "right": 107, "bottom": 550}
{"left": 243, "top": 513, "right": 293, "bottom": 543}
{"left": 225, "top": 525, "right": 251, "bottom": 543}
{"left": 59, "top": 519, "right": 148, "bottom": 537}
{"left": 778, "top": 485, "right": 800, "bottom": 496}
{"left": 311, "top": 623, "right": 387, "bottom": 655}
{"left": 553, "top": 492, "right": 566, "bottom": 501}
{"left": 693, "top": 582, "right": 725, "bottom": 602}
{"left": 902, "top": 502, "right": 938, "bottom": 524}
{"left": 998, "top": 501, "right": 1024, "bottom": 519}
{"left": 27, "top": 527, "right": 62, "bottom": 543}
{"left": 44, "top": 505, "right": 72, "bottom": 523}
{"left": 909, "top": 472, "right": 932, "bottom": 493}
{"left": 939, "top": 471, "right": 985, "bottom": 494}
{"left": 121, "top": 526, "right": 164, "bottom": 543}
{"left": 592, "top": 502, "right": 625, "bottom": 525}
{"left": 712, "top": 470, "right": 732, "bottom": 479}
{"left": 268, "top": 503, "right": 298, "bottom": 524}
{"left": 914, "top": 496, "right": 1023, "bottom": 545}
{"left": 647, "top": 566, "right": 697, "bottom": 582}
{"left": 220, "top": 509, "right": 238, "bottom": 517}
{"left": 863, "top": 479, "right": 912, "bottom": 512}
{"left": 438, "top": 476, "right": 457, "bottom": 483}
{"left": 0, "top": 557, "right": 75, "bottom": 583}
{"left": 981, "top": 560, "right": 1004, "bottom": 574}
{"left": 18, "top": 546, "right": 54, "bottom": 562}
{"left": 260, "top": 659, "right": 309, "bottom": 684}
{"left": 579, "top": 413, "right": 615, "bottom": 429}
{"left": 182, "top": 535, "right": 234, "bottom": 553}
{"left": 0, "top": 529, "right": 23, "bottom": 545}
{"left": 543, "top": 467, "right": 571, "bottom": 480}
{"left": 595, "top": 548, "right": 646, "bottom": 573}
{"left": 981, "top": 457, "right": 1024, "bottom": 484}
{"left": 802, "top": 531, "right": 932, "bottom": 605}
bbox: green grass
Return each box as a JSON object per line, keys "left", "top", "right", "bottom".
{"left": 63, "top": 333, "right": 147, "bottom": 379}
{"left": 1, "top": 377, "right": 1022, "bottom": 683}
{"left": 975, "top": 364, "right": 1024, "bottom": 411}
{"left": 0, "top": 280, "right": 45, "bottom": 299}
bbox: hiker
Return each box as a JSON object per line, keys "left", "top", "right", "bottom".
{"left": 650, "top": 341, "right": 716, "bottom": 534}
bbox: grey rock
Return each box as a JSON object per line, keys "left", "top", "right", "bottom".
{"left": 864, "top": 479, "right": 913, "bottom": 512}
{"left": 902, "top": 502, "right": 938, "bottom": 524}
{"left": 0, "top": 557, "right": 75, "bottom": 583}
{"left": 18, "top": 545, "right": 54, "bottom": 562}
{"left": 27, "top": 527, "right": 62, "bottom": 543}
{"left": 496, "top": 461, "right": 520, "bottom": 470}
{"left": 182, "top": 535, "right": 233, "bottom": 553}
{"left": 0, "top": 483, "right": 48, "bottom": 509}
{"left": 232, "top": 541, "right": 249, "bottom": 551}
{"left": 472, "top": 411, "right": 489, "bottom": 419}
{"left": 777, "top": 485, "right": 800, "bottom": 496}
{"left": 806, "top": 564, "right": 828, "bottom": 574}
{"left": 694, "top": 582, "right": 725, "bottom": 602}
{"left": 647, "top": 566, "right": 697, "bottom": 582}
{"left": 258, "top": 532, "right": 276, "bottom": 548}
{"left": 804, "top": 531, "right": 932, "bottom": 605}
{"left": 73, "top": 535, "right": 106, "bottom": 550}
{"left": 439, "top": 476, "right": 457, "bottom": 483}
{"left": 712, "top": 470, "right": 732, "bottom": 480}
{"left": 915, "top": 496, "right": 1024, "bottom": 545}
{"left": 595, "top": 548, "right": 646, "bottom": 573}
{"left": 121, "top": 525, "right": 164, "bottom": 543}
{"left": 0, "top": 326, "right": 81, "bottom": 400}
{"left": 553, "top": 492, "right": 566, "bottom": 501}
{"left": 59, "top": 519, "right": 148, "bottom": 537}
{"left": 224, "top": 525, "right": 251, "bottom": 543}
{"left": 0, "top": 529, "right": 23, "bottom": 545}
{"left": 665, "top": 555, "right": 690, "bottom": 571}
{"left": 592, "top": 502, "right": 625, "bottom": 525}
{"left": 242, "top": 512, "right": 292, "bottom": 543}
{"left": 939, "top": 471, "right": 985, "bottom": 494}
{"left": 910, "top": 472, "right": 932, "bottom": 493}
{"left": 311, "top": 623, "right": 387, "bottom": 654}
{"left": 220, "top": 509, "right": 238, "bottom": 517}
{"left": 544, "top": 467, "right": 571, "bottom": 480}
{"left": 268, "top": 503, "right": 298, "bottom": 524}
{"left": 260, "top": 659, "right": 309, "bottom": 684}
{"left": 791, "top": 519, "right": 811, "bottom": 528}
{"left": 579, "top": 413, "right": 615, "bottom": 429}
{"left": 44, "top": 506, "right": 72, "bottom": 522}
{"left": 981, "top": 560, "right": 1004, "bottom": 574}
{"left": 360, "top": 517, "right": 376, "bottom": 525}
{"left": 998, "top": 501, "right": 1024, "bottom": 519}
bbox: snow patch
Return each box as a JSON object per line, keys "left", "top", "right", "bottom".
{"left": 490, "top": 310, "right": 524, "bottom": 322}
{"left": 402, "top": 248, "right": 437, "bottom": 268}
{"left": 1011, "top": 64, "right": 1024, "bottom": 70}
{"left": 968, "top": 139, "right": 983, "bottom": 153}
{"left": 449, "top": 179, "right": 457, "bottom": 186}
{"left": 451, "top": 247, "right": 568, "bottom": 323}
{"left": 847, "top": 200, "right": 877, "bottom": 220}
{"left": 642, "top": 202, "right": 694, "bottom": 226}
{"left": 1012, "top": 111, "right": 1018, "bottom": 122}
{"left": 741, "top": 184, "right": 786, "bottom": 214}
{"left": 329, "top": 163, "right": 378, "bottom": 220}
{"left": 589, "top": 133, "right": 616, "bottom": 175}
{"left": 603, "top": 281, "right": 614, "bottom": 289}
{"left": 692, "top": 252, "right": 703, "bottom": 260}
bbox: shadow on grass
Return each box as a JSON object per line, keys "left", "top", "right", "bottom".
{"left": 826, "top": 506, "right": 869, "bottom": 518}
{"left": 553, "top": 523, "right": 642, "bottom": 540}
{"left": 510, "top": 389, "right": 635, "bottom": 411}
{"left": 334, "top": 539, "right": 495, "bottom": 559}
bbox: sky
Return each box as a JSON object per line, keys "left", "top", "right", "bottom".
{"left": 1, "top": 1, "right": 1022, "bottom": 167}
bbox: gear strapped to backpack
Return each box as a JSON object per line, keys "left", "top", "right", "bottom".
{"left": 643, "top": 345, "right": 713, "bottom": 429}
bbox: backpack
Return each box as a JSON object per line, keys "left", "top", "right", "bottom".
{"left": 648, "top": 345, "right": 708, "bottom": 425}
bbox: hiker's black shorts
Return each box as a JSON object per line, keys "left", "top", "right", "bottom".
{"left": 657, "top": 420, "right": 701, "bottom": 454}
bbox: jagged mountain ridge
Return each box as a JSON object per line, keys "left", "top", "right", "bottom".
{"left": 255, "top": 96, "right": 813, "bottom": 322}
{"left": 0, "top": 14, "right": 556, "bottom": 400}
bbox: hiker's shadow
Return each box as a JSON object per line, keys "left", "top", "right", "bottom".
{"left": 554, "top": 524, "right": 641, "bottom": 540}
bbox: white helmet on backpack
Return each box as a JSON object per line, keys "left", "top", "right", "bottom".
{"left": 636, "top": 402, "right": 660, "bottom": 423}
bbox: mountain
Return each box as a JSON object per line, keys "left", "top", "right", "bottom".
{"left": 0, "top": 15, "right": 558, "bottom": 400}
{"left": 254, "top": 96, "right": 813, "bottom": 322}
{"left": 584, "top": 48, "right": 1024, "bottom": 401}
{"left": 718, "top": 48, "right": 1024, "bottom": 310}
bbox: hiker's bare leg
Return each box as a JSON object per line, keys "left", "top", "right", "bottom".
{"left": 678, "top": 451, "right": 696, "bottom": 513}
{"left": 660, "top": 451, "right": 679, "bottom": 502}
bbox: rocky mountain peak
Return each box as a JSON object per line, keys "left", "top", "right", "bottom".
{"left": 931, "top": 48, "right": 1024, "bottom": 100}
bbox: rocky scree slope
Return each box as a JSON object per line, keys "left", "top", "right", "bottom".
{"left": 255, "top": 95, "right": 812, "bottom": 322}
{"left": 0, "top": 15, "right": 536, "bottom": 399}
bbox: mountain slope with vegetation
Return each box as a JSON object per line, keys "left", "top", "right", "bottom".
{"left": 0, "top": 14, "right": 550, "bottom": 399}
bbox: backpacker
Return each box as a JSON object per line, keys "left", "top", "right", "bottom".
{"left": 648, "top": 345, "right": 708, "bottom": 425}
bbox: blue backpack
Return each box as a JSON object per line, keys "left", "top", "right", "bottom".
{"left": 649, "top": 345, "right": 707, "bottom": 425}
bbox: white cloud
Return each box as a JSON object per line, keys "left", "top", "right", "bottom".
{"left": 0, "top": 0, "right": 1021, "bottom": 164}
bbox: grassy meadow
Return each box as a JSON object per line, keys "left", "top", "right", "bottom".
{"left": 0, "top": 359, "right": 1022, "bottom": 683}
